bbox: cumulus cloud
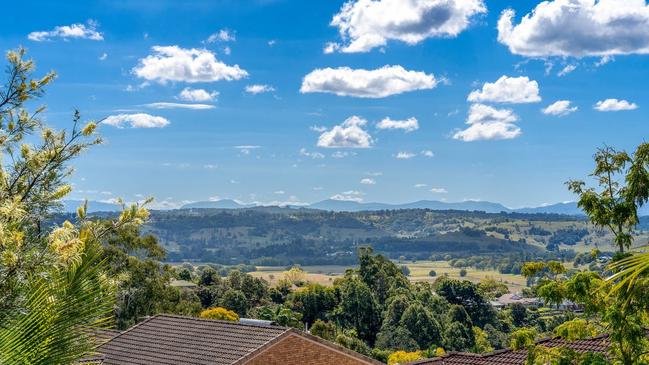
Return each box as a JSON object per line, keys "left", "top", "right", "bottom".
{"left": 310, "top": 125, "right": 328, "bottom": 133}
{"left": 594, "top": 98, "right": 638, "bottom": 111}
{"left": 542, "top": 100, "right": 578, "bottom": 116}
{"left": 328, "top": 0, "right": 486, "bottom": 53}
{"left": 376, "top": 117, "right": 419, "bottom": 132}
{"left": 300, "top": 65, "right": 438, "bottom": 98}
{"left": 133, "top": 46, "right": 248, "bottom": 83}
{"left": 467, "top": 76, "right": 540, "bottom": 104}
{"left": 28, "top": 21, "right": 103, "bottom": 41}
{"left": 245, "top": 84, "right": 275, "bottom": 94}
{"left": 414, "top": 183, "right": 428, "bottom": 188}
{"left": 317, "top": 116, "right": 374, "bottom": 148}
{"left": 178, "top": 87, "right": 218, "bottom": 102}
{"left": 360, "top": 178, "right": 376, "bottom": 185}
{"left": 430, "top": 187, "right": 448, "bottom": 193}
{"left": 99, "top": 53, "right": 108, "bottom": 61}
{"left": 143, "top": 102, "right": 215, "bottom": 110}
{"left": 395, "top": 151, "right": 416, "bottom": 159}
{"left": 498, "top": 1, "right": 649, "bottom": 57}
{"left": 104, "top": 113, "right": 170, "bottom": 128}
{"left": 421, "top": 150, "right": 434, "bottom": 157}
{"left": 453, "top": 103, "right": 521, "bottom": 142}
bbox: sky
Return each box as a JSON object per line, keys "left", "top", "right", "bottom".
{"left": 1, "top": 0, "right": 647, "bottom": 209}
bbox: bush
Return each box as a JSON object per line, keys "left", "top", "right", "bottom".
{"left": 199, "top": 307, "right": 239, "bottom": 321}
{"left": 387, "top": 351, "right": 423, "bottom": 365}
{"left": 428, "top": 270, "right": 437, "bottom": 277}
{"left": 459, "top": 269, "right": 467, "bottom": 277}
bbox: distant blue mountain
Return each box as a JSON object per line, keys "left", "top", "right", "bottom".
{"left": 309, "top": 199, "right": 511, "bottom": 213}
{"left": 181, "top": 199, "right": 255, "bottom": 209}
{"left": 514, "top": 202, "right": 582, "bottom": 215}
{"left": 62, "top": 200, "right": 120, "bottom": 213}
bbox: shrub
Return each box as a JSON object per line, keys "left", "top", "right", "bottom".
{"left": 388, "top": 351, "right": 423, "bottom": 365}
{"left": 199, "top": 307, "right": 239, "bottom": 321}
{"left": 459, "top": 269, "right": 467, "bottom": 277}
{"left": 428, "top": 270, "right": 437, "bottom": 277}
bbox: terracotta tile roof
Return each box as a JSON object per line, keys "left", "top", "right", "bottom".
{"left": 408, "top": 334, "right": 611, "bottom": 365}
{"left": 95, "top": 314, "right": 290, "bottom": 365}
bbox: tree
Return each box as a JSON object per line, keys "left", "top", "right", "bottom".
{"left": 0, "top": 49, "right": 149, "bottom": 364}
{"left": 335, "top": 275, "right": 381, "bottom": 344}
{"left": 310, "top": 319, "right": 337, "bottom": 341}
{"left": 567, "top": 144, "right": 649, "bottom": 253}
{"left": 400, "top": 303, "right": 443, "bottom": 350}
{"left": 222, "top": 289, "right": 248, "bottom": 315}
{"left": 435, "top": 278, "right": 496, "bottom": 328}
{"left": 199, "top": 307, "right": 239, "bottom": 321}
{"left": 256, "top": 304, "right": 302, "bottom": 328}
{"left": 289, "top": 283, "right": 337, "bottom": 326}
{"left": 510, "top": 328, "right": 537, "bottom": 350}
{"left": 459, "top": 268, "right": 467, "bottom": 277}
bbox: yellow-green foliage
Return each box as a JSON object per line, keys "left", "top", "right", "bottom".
{"left": 554, "top": 318, "right": 597, "bottom": 341}
{"left": 388, "top": 351, "right": 424, "bottom": 365}
{"left": 510, "top": 328, "right": 537, "bottom": 351}
{"left": 199, "top": 307, "right": 240, "bottom": 321}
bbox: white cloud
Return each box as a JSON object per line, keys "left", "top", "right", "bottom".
{"left": 395, "top": 151, "right": 416, "bottom": 159}
{"left": 376, "top": 117, "right": 419, "bottom": 132}
{"left": 366, "top": 171, "right": 383, "bottom": 176}
{"left": 467, "top": 76, "right": 540, "bottom": 104}
{"left": 421, "top": 150, "right": 434, "bottom": 157}
{"left": 330, "top": 190, "right": 364, "bottom": 202}
{"left": 557, "top": 64, "right": 577, "bottom": 77}
{"left": 178, "top": 87, "right": 219, "bottom": 102}
{"left": 360, "top": 178, "right": 376, "bottom": 185}
{"left": 453, "top": 104, "right": 521, "bottom": 142}
{"left": 99, "top": 53, "right": 108, "bottom": 61}
{"left": 542, "top": 100, "right": 578, "bottom": 116}
{"left": 268, "top": 40, "right": 276, "bottom": 46}
{"left": 430, "top": 187, "right": 448, "bottom": 193}
{"left": 206, "top": 29, "right": 236, "bottom": 43}
{"left": 328, "top": 0, "right": 486, "bottom": 53}
{"left": 317, "top": 116, "right": 374, "bottom": 148}
{"left": 133, "top": 46, "right": 248, "bottom": 83}
{"left": 414, "top": 183, "right": 427, "bottom": 188}
{"left": 498, "top": 1, "right": 649, "bottom": 57}
{"left": 594, "top": 98, "right": 638, "bottom": 111}
{"left": 274, "top": 190, "right": 285, "bottom": 195}
{"left": 332, "top": 151, "right": 357, "bottom": 158}
{"left": 310, "top": 125, "right": 328, "bottom": 133}
{"left": 143, "top": 102, "right": 215, "bottom": 110}
{"left": 104, "top": 113, "right": 170, "bottom": 129}
{"left": 299, "top": 148, "right": 325, "bottom": 159}
{"left": 301, "top": 65, "right": 438, "bottom": 98}
{"left": 28, "top": 21, "right": 103, "bottom": 41}
{"left": 234, "top": 145, "right": 261, "bottom": 155}
{"left": 203, "top": 164, "right": 218, "bottom": 169}
{"left": 245, "top": 84, "right": 275, "bottom": 94}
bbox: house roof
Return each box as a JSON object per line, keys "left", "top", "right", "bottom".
{"left": 407, "top": 334, "right": 610, "bottom": 365}
{"left": 93, "top": 314, "right": 382, "bottom": 365}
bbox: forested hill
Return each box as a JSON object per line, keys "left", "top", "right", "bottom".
{"left": 129, "top": 207, "right": 648, "bottom": 266}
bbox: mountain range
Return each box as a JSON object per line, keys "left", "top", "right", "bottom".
{"left": 61, "top": 198, "right": 649, "bottom": 216}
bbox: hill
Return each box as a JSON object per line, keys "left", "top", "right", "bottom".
{"left": 138, "top": 208, "right": 648, "bottom": 266}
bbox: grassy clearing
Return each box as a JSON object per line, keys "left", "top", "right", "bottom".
{"left": 251, "top": 261, "right": 528, "bottom": 291}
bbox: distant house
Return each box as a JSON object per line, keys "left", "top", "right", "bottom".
{"left": 84, "top": 314, "right": 382, "bottom": 365}
{"left": 406, "top": 334, "right": 611, "bottom": 365}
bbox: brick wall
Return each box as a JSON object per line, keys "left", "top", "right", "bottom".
{"left": 244, "top": 333, "right": 375, "bottom": 365}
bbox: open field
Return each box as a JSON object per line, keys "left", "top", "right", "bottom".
{"left": 250, "top": 260, "right": 529, "bottom": 291}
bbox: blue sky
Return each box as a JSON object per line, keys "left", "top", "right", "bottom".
{"left": 2, "top": 0, "right": 647, "bottom": 209}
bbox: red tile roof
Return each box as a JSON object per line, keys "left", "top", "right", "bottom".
{"left": 408, "top": 334, "right": 611, "bottom": 365}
